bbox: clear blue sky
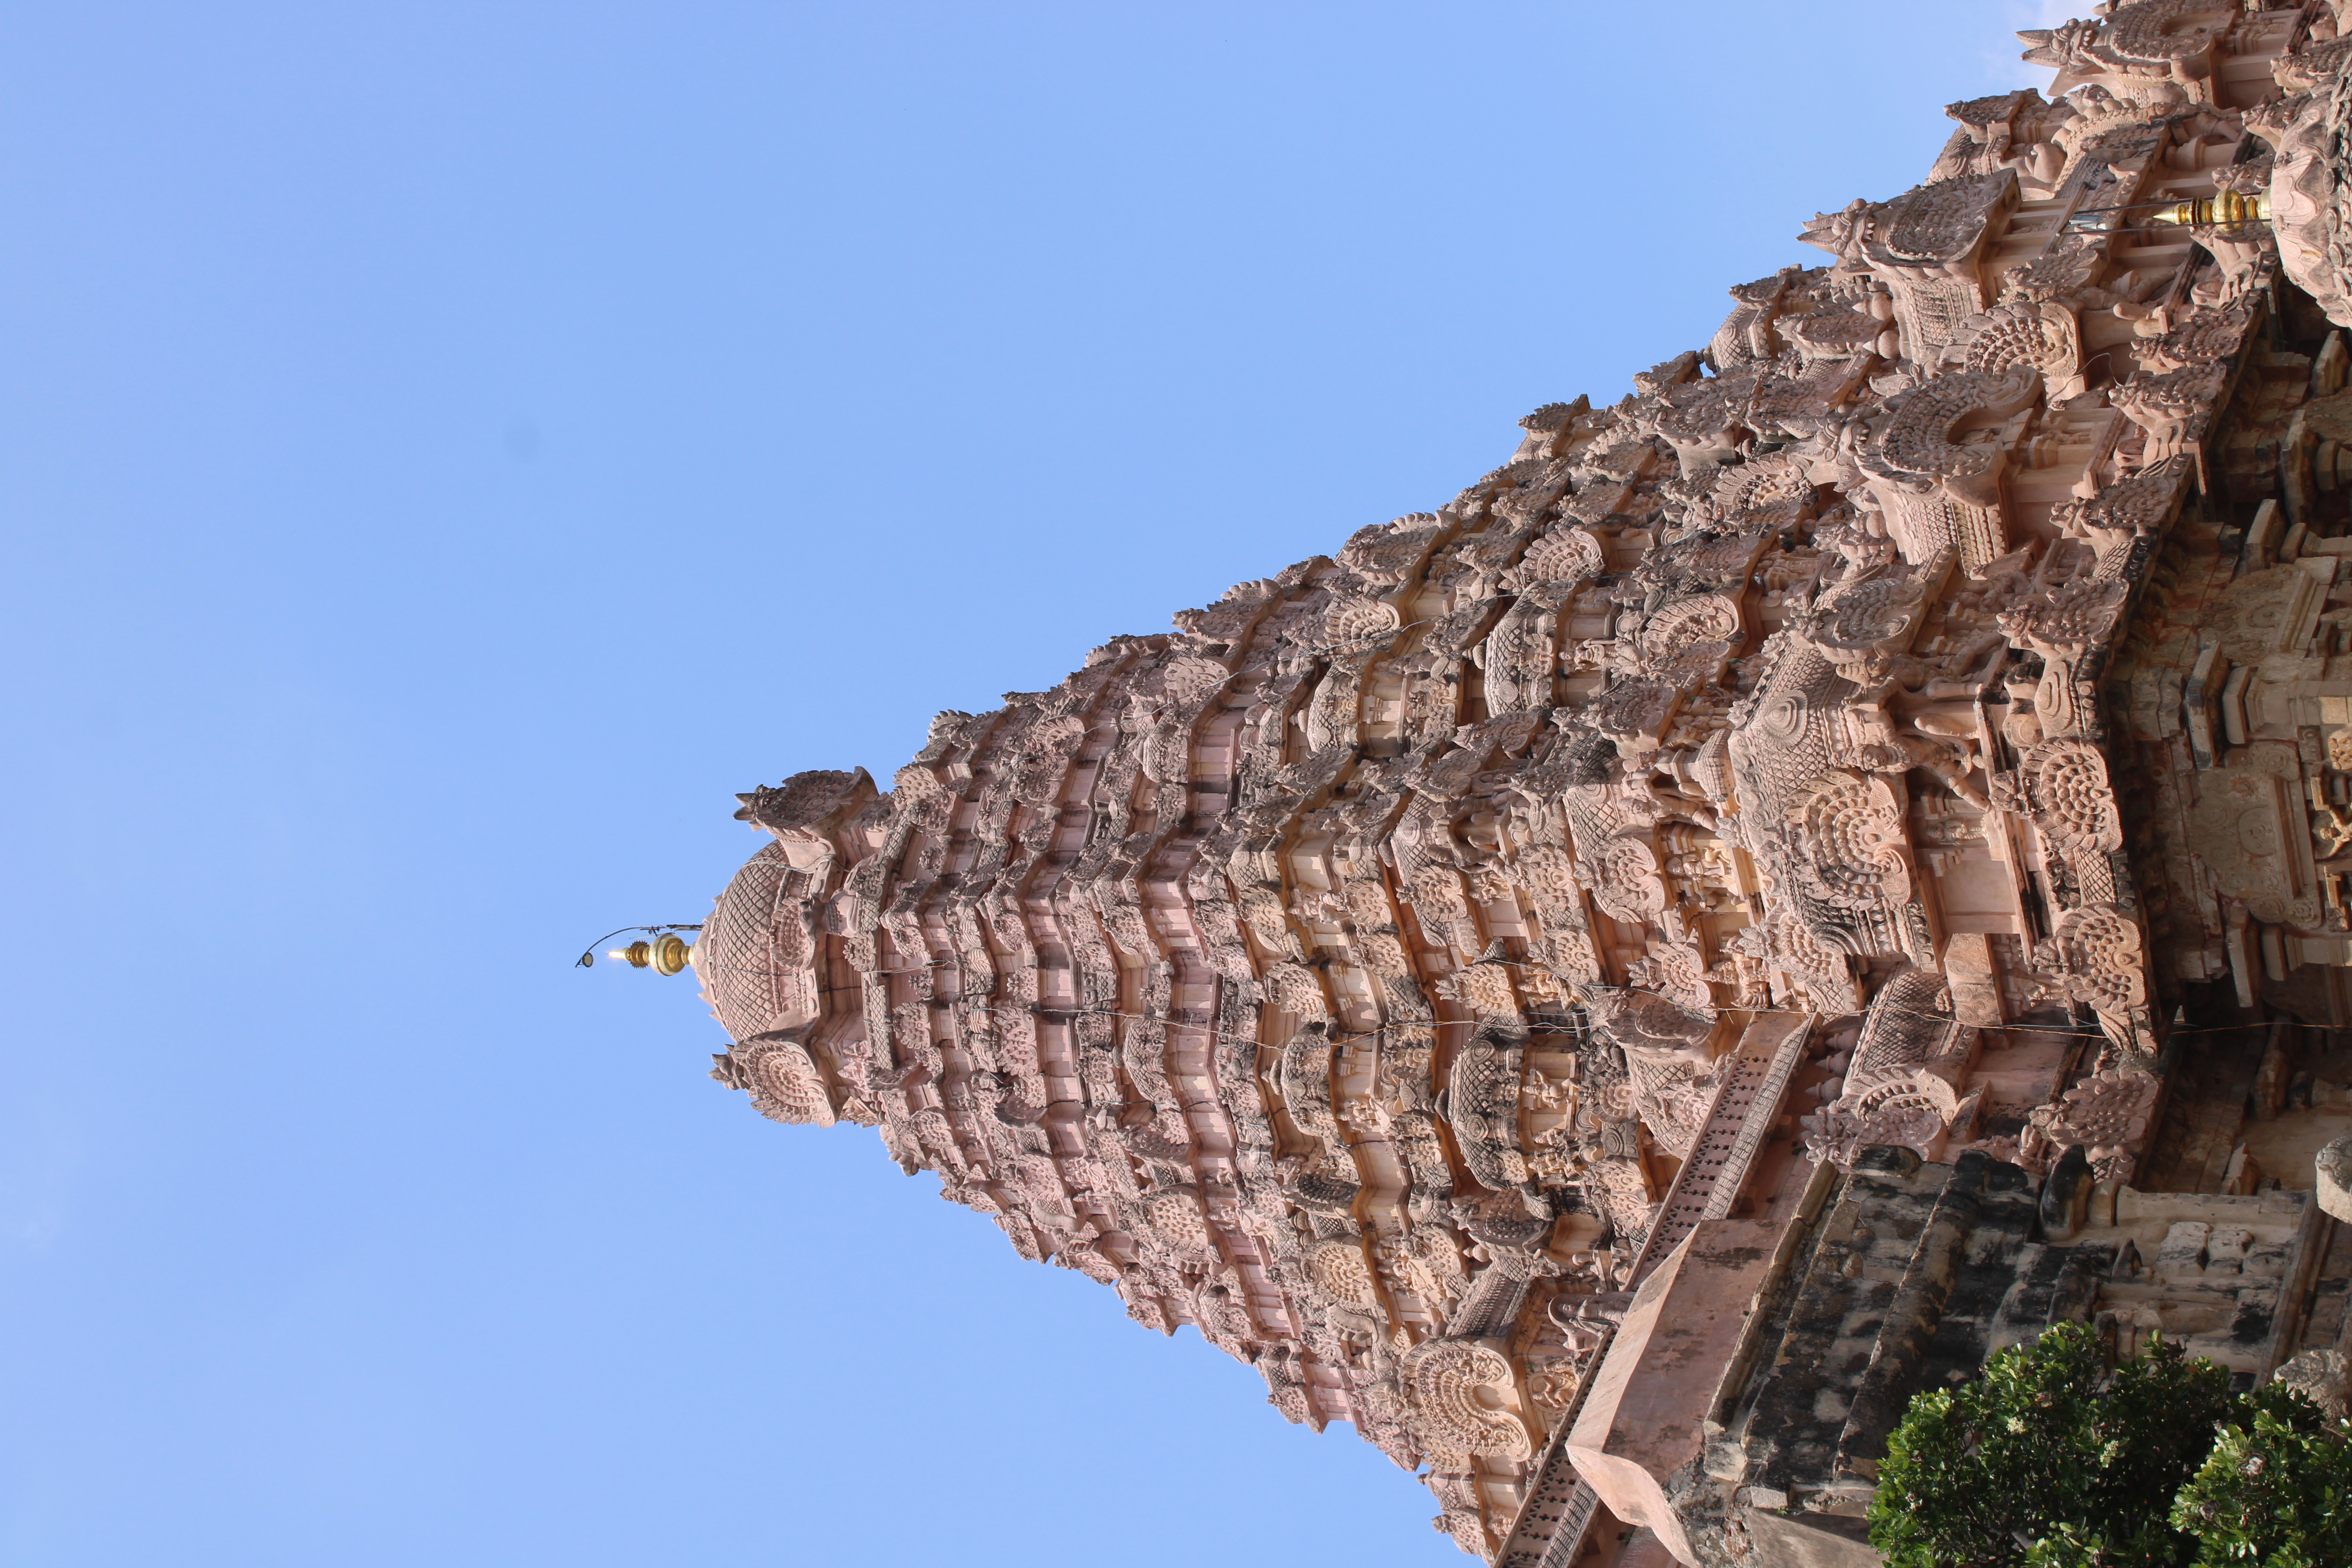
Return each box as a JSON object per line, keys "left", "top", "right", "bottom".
{"left": 3, "top": 5, "right": 2052, "bottom": 1564}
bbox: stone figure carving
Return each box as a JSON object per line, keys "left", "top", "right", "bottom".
{"left": 2274, "top": 1348, "right": 2351, "bottom": 1418}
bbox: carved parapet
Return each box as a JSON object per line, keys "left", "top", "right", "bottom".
{"left": 2049, "top": 452, "right": 2192, "bottom": 549}
{"left": 1447, "top": 1024, "right": 1530, "bottom": 1191}
{"left": 1589, "top": 680, "right": 1683, "bottom": 760}
{"left": 1640, "top": 370, "right": 1756, "bottom": 477}
{"left": 2022, "top": 1067, "right": 2161, "bottom": 1182}
{"left": 1864, "top": 363, "right": 2039, "bottom": 503}
{"left": 1804, "top": 171, "right": 2018, "bottom": 362}
{"left": 1860, "top": 365, "right": 2040, "bottom": 569}
{"left": 1798, "top": 966, "right": 1980, "bottom": 1170}
{"left": 1942, "top": 298, "right": 2083, "bottom": 399}
{"left": 2113, "top": 361, "right": 2232, "bottom": 464}
{"left": 1634, "top": 593, "right": 1746, "bottom": 689}
{"left": 1803, "top": 1069, "right": 1964, "bottom": 1170}
{"left": 1706, "top": 269, "right": 1799, "bottom": 370}
{"left": 1786, "top": 769, "right": 1915, "bottom": 914}
{"left": 732, "top": 765, "right": 879, "bottom": 856}
{"left": 2020, "top": 1, "right": 2227, "bottom": 97}
{"left": 714, "top": 1031, "right": 839, "bottom": 1127}
{"left": 1991, "top": 737, "right": 2126, "bottom": 864}
{"left": 1938, "top": 88, "right": 2053, "bottom": 182}
{"left": 1398, "top": 1336, "right": 1538, "bottom": 1464}
{"left": 1798, "top": 560, "right": 1938, "bottom": 668}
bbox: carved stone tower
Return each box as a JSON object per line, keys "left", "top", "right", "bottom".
{"left": 651, "top": 8, "right": 2352, "bottom": 1564}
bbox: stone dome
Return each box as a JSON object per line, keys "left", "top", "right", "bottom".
{"left": 697, "top": 840, "right": 821, "bottom": 1045}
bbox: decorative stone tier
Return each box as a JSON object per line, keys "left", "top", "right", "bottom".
{"left": 673, "top": 7, "right": 2352, "bottom": 1564}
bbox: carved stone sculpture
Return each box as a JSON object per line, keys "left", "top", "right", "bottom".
{"left": 633, "top": 8, "right": 2352, "bottom": 1562}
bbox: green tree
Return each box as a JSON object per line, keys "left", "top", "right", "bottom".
{"left": 1869, "top": 1323, "right": 2239, "bottom": 1568}
{"left": 2172, "top": 1397, "right": 2352, "bottom": 1568}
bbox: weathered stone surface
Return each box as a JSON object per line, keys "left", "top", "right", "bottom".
{"left": 2274, "top": 1346, "right": 2351, "bottom": 1417}
{"left": 1567, "top": 1219, "right": 1786, "bottom": 1566}
{"left": 1692, "top": 1154, "right": 2322, "bottom": 1561}
{"left": 2317, "top": 1132, "right": 2352, "bottom": 1221}
{"left": 1742, "top": 1511, "right": 1879, "bottom": 1568}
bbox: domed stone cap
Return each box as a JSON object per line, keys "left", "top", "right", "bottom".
{"left": 2260, "top": 62, "right": 2352, "bottom": 328}
{"left": 697, "top": 840, "right": 822, "bottom": 1046}
{"left": 701, "top": 766, "right": 879, "bottom": 1046}
{"left": 2317, "top": 1133, "right": 2352, "bottom": 1224}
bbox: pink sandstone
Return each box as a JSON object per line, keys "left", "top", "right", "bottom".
{"left": 626, "top": 7, "right": 2352, "bottom": 1564}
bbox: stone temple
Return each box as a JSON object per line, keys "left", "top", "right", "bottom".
{"left": 629, "top": 6, "right": 2352, "bottom": 1564}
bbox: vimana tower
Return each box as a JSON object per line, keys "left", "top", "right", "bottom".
{"left": 632, "top": 7, "right": 2352, "bottom": 1564}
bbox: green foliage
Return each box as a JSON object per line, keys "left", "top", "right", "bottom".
{"left": 2172, "top": 1394, "right": 2352, "bottom": 1568}
{"left": 1869, "top": 1323, "right": 2239, "bottom": 1568}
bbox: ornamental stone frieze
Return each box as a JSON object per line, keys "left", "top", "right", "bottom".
{"left": 621, "top": 7, "right": 2352, "bottom": 1565}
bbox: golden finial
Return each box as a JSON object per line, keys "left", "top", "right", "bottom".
{"left": 2147, "top": 189, "right": 2270, "bottom": 229}
{"left": 577, "top": 925, "right": 702, "bottom": 971}
{"left": 607, "top": 934, "right": 694, "bottom": 975}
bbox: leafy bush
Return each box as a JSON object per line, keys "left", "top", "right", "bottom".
{"left": 2172, "top": 1399, "right": 2352, "bottom": 1568}
{"left": 1869, "top": 1323, "right": 2352, "bottom": 1566}
{"left": 1869, "top": 1322, "right": 2239, "bottom": 1568}
{"left": 1866, "top": 1324, "right": 2352, "bottom": 1567}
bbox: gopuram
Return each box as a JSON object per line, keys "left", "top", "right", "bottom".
{"left": 620, "top": 6, "right": 2352, "bottom": 1564}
